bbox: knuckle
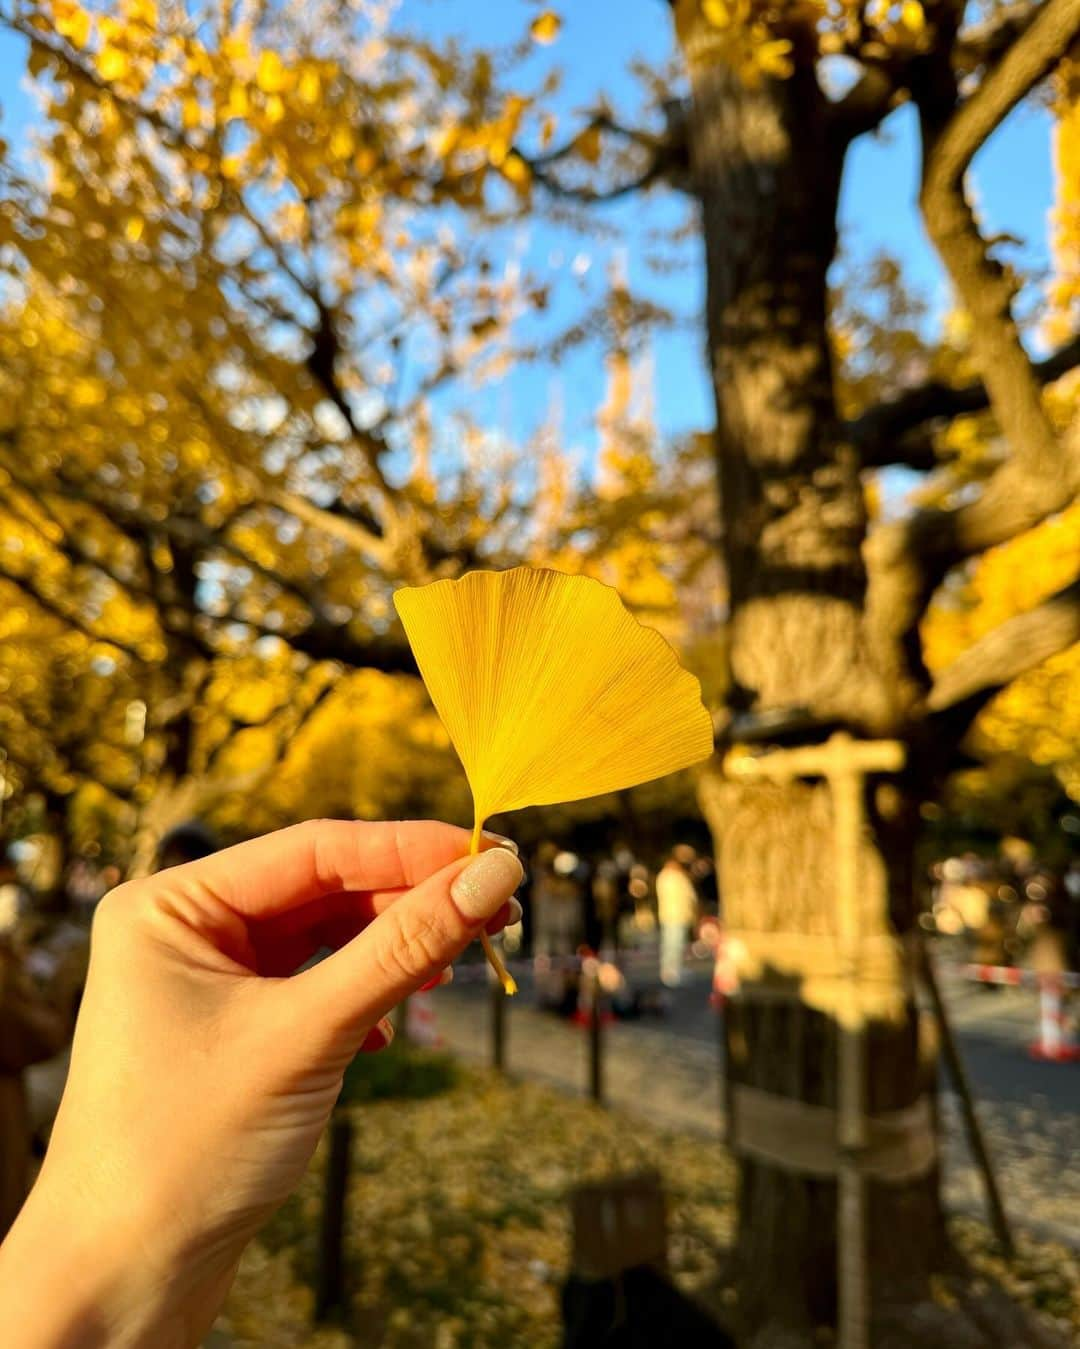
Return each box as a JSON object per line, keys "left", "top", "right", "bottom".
{"left": 90, "top": 879, "right": 154, "bottom": 955}
{"left": 375, "top": 906, "right": 450, "bottom": 987}
{"left": 92, "top": 880, "right": 138, "bottom": 930}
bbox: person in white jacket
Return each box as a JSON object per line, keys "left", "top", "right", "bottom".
{"left": 656, "top": 849, "right": 698, "bottom": 988}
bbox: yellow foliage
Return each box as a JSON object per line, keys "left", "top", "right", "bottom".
{"left": 96, "top": 46, "right": 131, "bottom": 83}
{"left": 924, "top": 504, "right": 1080, "bottom": 792}
{"left": 256, "top": 49, "right": 290, "bottom": 95}
{"left": 529, "top": 12, "right": 562, "bottom": 45}
{"left": 1048, "top": 61, "right": 1080, "bottom": 343}
{"left": 900, "top": 0, "right": 925, "bottom": 33}
{"left": 298, "top": 67, "right": 321, "bottom": 106}
{"left": 52, "top": 1, "right": 92, "bottom": 49}
{"left": 574, "top": 124, "right": 602, "bottom": 164}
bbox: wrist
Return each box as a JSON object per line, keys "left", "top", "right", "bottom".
{"left": 0, "top": 1170, "right": 207, "bottom": 1349}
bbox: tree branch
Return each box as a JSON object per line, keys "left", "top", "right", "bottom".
{"left": 829, "top": 64, "right": 901, "bottom": 145}
{"left": 865, "top": 0, "right": 1080, "bottom": 680}
{"left": 0, "top": 567, "right": 148, "bottom": 664}
{"left": 920, "top": 0, "right": 1080, "bottom": 487}
{"left": 954, "top": 1, "right": 1043, "bottom": 73}
{"left": 850, "top": 334, "right": 1080, "bottom": 468}
{"left": 516, "top": 109, "right": 689, "bottom": 203}
{"left": 928, "top": 577, "right": 1080, "bottom": 711}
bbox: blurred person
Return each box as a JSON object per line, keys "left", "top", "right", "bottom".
{"left": 155, "top": 819, "right": 220, "bottom": 870}
{"left": 0, "top": 863, "right": 26, "bottom": 934}
{"left": 691, "top": 853, "right": 719, "bottom": 918}
{"left": 657, "top": 848, "right": 698, "bottom": 988}
{"left": 0, "top": 931, "right": 72, "bottom": 1239}
{"left": 531, "top": 846, "right": 588, "bottom": 1015}
{"left": 0, "top": 819, "right": 523, "bottom": 1344}
{"left": 1029, "top": 871, "right": 1070, "bottom": 979}
{"left": 591, "top": 859, "right": 619, "bottom": 951}
{"left": 973, "top": 899, "right": 1008, "bottom": 976}
{"left": 698, "top": 914, "right": 739, "bottom": 1010}
{"left": 14, "top": 876, "right": 93, "bottom": 1153}
{"left": 627, "top": 863, "right": 656, "bottom": 941}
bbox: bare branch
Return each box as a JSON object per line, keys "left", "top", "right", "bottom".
{"left": 527, "top": 158, "right": 671, "bottom": 205}
{"left": 954, "top": 1, "right": 1043, "bottom": 72}
{"left": 515, "top": 109, "right": 689, "bottom": 204}
{"left": 920, "top": 0, "right": 1080, "bottom": 486}
{"left": 928, "top": 577, "right": 1080, "bottom": 711}
{"left": 850, "top": 334, "right": 1080, "bottom": 468}
{"left": 0, "top": 566, "right": 148, "bottom": 664}
{"left": 869, "top": 0, "right": 1080, "bottom": 677}
{"left": 266, "top": 486, "right": 391, "bottom": 563}
{"left": 829, "top": 65, "right": 901, "bottom": 145}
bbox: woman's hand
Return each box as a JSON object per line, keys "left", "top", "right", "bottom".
{"left": 0, "top": 819, "right": 523, "bottom": 1348}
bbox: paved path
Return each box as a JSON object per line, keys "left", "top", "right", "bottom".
{"left": 428, "top": 962, "right": 1080, "bottom": 1247}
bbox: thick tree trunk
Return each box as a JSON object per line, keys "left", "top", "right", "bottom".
{"left": 699, "top": 770, "right": 950, "bottom": 1345}
{"left": 675, "top": 18, "right": 954, "bottom": 1344}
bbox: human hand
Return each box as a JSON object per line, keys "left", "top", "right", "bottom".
{"left": 0, "top": 820, "right": 523, "bottom": 1348}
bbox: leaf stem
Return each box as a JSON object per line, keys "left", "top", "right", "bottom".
{"left": 472, "top": 815, "right": 517, "bottom": 995}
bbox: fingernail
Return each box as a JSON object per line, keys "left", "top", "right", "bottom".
{"left": 482, "top": 830, "right": 519, "bottom": 855}
{"left": 451, "top": 848, "right": 524, "bottom": 921}
{"left": 420, "top": 967, "right": 455, "bottom": 991}
{"left": 485, "top": 895, "right": 523, "bottom": 935}
{"left": 360, "top": 1016, "right": 395, "bottom": 1053}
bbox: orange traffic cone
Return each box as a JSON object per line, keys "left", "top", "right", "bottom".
{"left": 1030, "top": 974, "right": 1080, "bottom": 1062}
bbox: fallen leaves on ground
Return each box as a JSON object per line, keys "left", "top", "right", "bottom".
{"left": 216, "top": 1066, "right": 1079, "bottom": 1347}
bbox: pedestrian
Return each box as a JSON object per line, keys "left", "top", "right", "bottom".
{"left": 155, "top": 819, "right": 220, "bottom": 870}
{"left": 656, "top": 846, "right": 698, "bottom": 988}
{"left": 0, "top": 933, "right": 71, "bottom": 1239}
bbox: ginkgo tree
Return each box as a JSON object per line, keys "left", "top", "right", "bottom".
{"left": 499, "top": 1, "right": 1080, "bottom": 1344}
{"left": 0, "top": 0, "right": 710, "bottom": 870}
{"left": 5, "top": 0, "right": 1080, "bottom": 1343}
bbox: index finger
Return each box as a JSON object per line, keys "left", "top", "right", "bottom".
{"left": 160, "top": 819, "right": 477, "bottom": 918}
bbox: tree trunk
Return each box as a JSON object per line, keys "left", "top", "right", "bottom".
{"left": 676, "top": 18, "right": 954, "bottom": 1343}
{"left": 699, "top": 770, "right": 951, "bottom": 1345}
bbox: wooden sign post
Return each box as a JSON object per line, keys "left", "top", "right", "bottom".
{"left": 727, "top": 732, "right": 905, "bottom": 1349}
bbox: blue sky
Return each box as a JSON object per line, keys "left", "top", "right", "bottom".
{"left": 0, "top": 1, "right": 1056, "bottom": 466}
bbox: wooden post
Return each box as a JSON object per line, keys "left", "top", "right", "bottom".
{"left": 727, "top": 732, "right": 904, "bottom": 1349}
{"left": 587, "top": 961, "right": 605, "bottom": 1106}
{"left": 917, "top": 938, "right": 1015, "bottom": 1259}
{"left": 491, "top": 977, "right": 507, "bottom": 1073}
{"left": 314, "top": 1108, "right": 353, "bottom": 1324}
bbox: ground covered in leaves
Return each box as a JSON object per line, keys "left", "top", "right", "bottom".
{"left": 215, "top": 1049, "right": 1080, "bottom": 1348}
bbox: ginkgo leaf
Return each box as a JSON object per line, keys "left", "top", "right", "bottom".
{"left": 96, "top": 46, "right": 131, "bottom": 82}
{"left": 394, "top": 567, "right": 714, "bottom": 989}
{"left": 900, "top": 0, "right": 925, "bottom": 32}
{"left": 530, "top": 12, "right": 562, "bottom": 45}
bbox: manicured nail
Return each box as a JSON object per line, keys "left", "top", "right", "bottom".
{"left": 420, "top": 967, "right": 454, "bottom": 991}
{"left": 482, "top": 830, "right": 519, "bottom": 855}
{"left": 360, "top": 1016, "right": 395, "bottom": 1053}
{"left": 485, "top": 895, "right": 524, "bottom": 935}
{"left": 451, "top": 848, "right": 524, "bottom": 921}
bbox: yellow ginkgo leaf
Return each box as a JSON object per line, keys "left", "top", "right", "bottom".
{"left": 394, "top": 567, "right": 714, "bottom": 991}
{"left": 530, "top": 11, "right": 562, "bottom": 44}
{"left": 900, "top": 0, "right": 925, "bottom": 32}
{"left": 96, "top": 45, "right": 131, "bottom": 82}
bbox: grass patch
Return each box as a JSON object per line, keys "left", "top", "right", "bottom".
{"left": 340, "top": 1038, "right": 460, "bottom": 1105}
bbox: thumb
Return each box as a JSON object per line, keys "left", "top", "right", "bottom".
{"left": 291, "top": 845, "right": 524, "bottom": 1048}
